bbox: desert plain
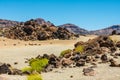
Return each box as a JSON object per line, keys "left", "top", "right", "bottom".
{"left": 0, "top": 35, "right": 120, "bottom": 80}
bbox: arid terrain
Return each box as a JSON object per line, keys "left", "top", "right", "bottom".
{"left": 0, "top": 35, "right": 120, "bottom": 80}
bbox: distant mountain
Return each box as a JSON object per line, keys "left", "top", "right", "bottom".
{"left": 0, "top": 19, "right": 19, "bottom": 27}
{"left": 59, "top": 23, "right": 89, "bottom": 35}
{"left": 90, "top": 25, "right": 120, "bottom": 35}
{"left": 0, "top": 18, "right": 120, "bottom": 36}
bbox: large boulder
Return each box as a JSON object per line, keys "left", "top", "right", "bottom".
{"left": 0, "top": 63, "right": 13, "bottom": 74}
{"left": 0, "top": 63, "right": 22, "bottom": 75}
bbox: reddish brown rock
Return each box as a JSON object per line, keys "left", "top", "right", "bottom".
{"left": 83, "top": 67, "right": 96, "bottom": 76}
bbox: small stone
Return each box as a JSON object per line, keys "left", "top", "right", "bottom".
{"left": 14, "top": 62, "right": 18, "bottom": 65}
{"left": 70, "top": 75, "right": 73, "bottom": 78}
{"left": 83, "top": 67, "right": 95, "bottom": 76}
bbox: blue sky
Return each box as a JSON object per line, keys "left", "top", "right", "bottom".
{"left": 0, "top": 0, "right": 120, "bottom": 30}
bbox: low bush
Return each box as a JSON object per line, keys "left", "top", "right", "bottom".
{"left": 60, "top": 49, "right": 72, "bottom": 57}
{"left": 74, "top": 45, "right": 84, "bottom": 53}
{"left": 22, "top": 67, "right": 33, "bottom": 73}
{"left": 29, "top": 58, "right": 49, "bottom": 73}
{"left": 27, "top": 74, "right": 42, "bottom": 80}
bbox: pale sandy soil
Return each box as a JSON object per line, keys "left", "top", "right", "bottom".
{"left": 0, "top": 35, "right": 120, "bottom": 80}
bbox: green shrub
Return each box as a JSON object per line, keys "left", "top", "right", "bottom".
{"left": 74, "top": 45, "right": 84, "bottom": 53}
{"left": 60, "top": 49, "right": 72, "bottom": 57}
{"left": 27, "top": 74, "right": 42, "bottom": 80}
{"left": 29, "top": 58, "right": 48, "bottom": 73}
{"left": 22, "top": 67, "right": 33, "bottom": 73}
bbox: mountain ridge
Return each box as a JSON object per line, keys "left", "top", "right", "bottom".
{"left": 0, "top": 18, "right": 120, "bottom": 35}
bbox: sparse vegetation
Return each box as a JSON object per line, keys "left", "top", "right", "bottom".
{"left": 29, "top": 58, "right": 49, "bottom": 73}
{"left": 74, "top": 45, "right": 84, "bottom": 53}
{"left": 22, "top": 58, "right": 48, "bottom": 80}
{"left": 27, "top": 74, "right": 42, "bottom": 80}
{"left": 60, "top": 49, "right": 72, "bottom": 57}
{"left": 22, "top": 67, "right": 33, "bottom": 73}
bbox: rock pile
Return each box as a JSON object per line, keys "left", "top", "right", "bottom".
{"left": 24, "top": 36, "right": 120, "bottom": 76}
{"left": 1, "top": 36, "right": 120, "bottom": 76}
{"left": 4, "top": 19, "right": 76, "bottom": 40}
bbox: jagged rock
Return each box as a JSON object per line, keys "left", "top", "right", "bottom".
{"left": 74, "top": 41, "right": 85, "bottom": 47}
{"left": 61, "top": 58, "right": 74, "bottom": 67}
{"left": 75, "top": 60, "right": 85, "bottom": 67}
{"left": 0, "top": 63, "right": 22, "bottom": 75}
{"left": 83, "top": 67, "right": 95, "bottom": 76}
{"left": 81, "top": 36, "right": 117, "bottom": 56}
{"left": 116, "top": 41, "right": 120, "bottom": 48}
{"left": 0, "top": 63, "right": 13, "bottom": 74}
{"left": 84, "top": 41, "right": 102, "bottom": 55}
{"left": 48, "top": 54, "right": 60, "bottom": 68}
{"left": 98, "top": 36, "right": 114, "bottom": 47}
{"left": 109, "top": 59, "right": 120, "bottom": 67}
{"left": 101, "top": 54, "right": 108, "bottom": 63}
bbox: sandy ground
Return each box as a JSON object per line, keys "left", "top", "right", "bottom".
{"left": 0, "top": 35, "right": 120, "bottom": 80}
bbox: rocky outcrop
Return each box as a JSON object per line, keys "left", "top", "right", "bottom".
{"left": 23, "top": 36, "right": 120, "bottom": 76}
{"left": 4, "top": 19, "right": 75, "bottom": 40}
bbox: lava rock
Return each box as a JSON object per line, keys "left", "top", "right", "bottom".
{"left": 83, "top": 67, "right": 95, "bottom": 76}
{"left": 101, "top": 54, "right": 108, "bottom": 63}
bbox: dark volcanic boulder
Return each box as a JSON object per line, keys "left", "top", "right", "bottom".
{"left": 0, "top": 63, "right": 13, "bottom": 74}
{"left": 0, "top": 63, "right": 22, "bottom": 75}
{"left": 101, "top": 54, "right": 108, "bottom": 63}
{"left": 97, "top": 36, "right": 114, "bottom": 48}
{"left": 116, "top": 41, "right": 120, "bottom": 48}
